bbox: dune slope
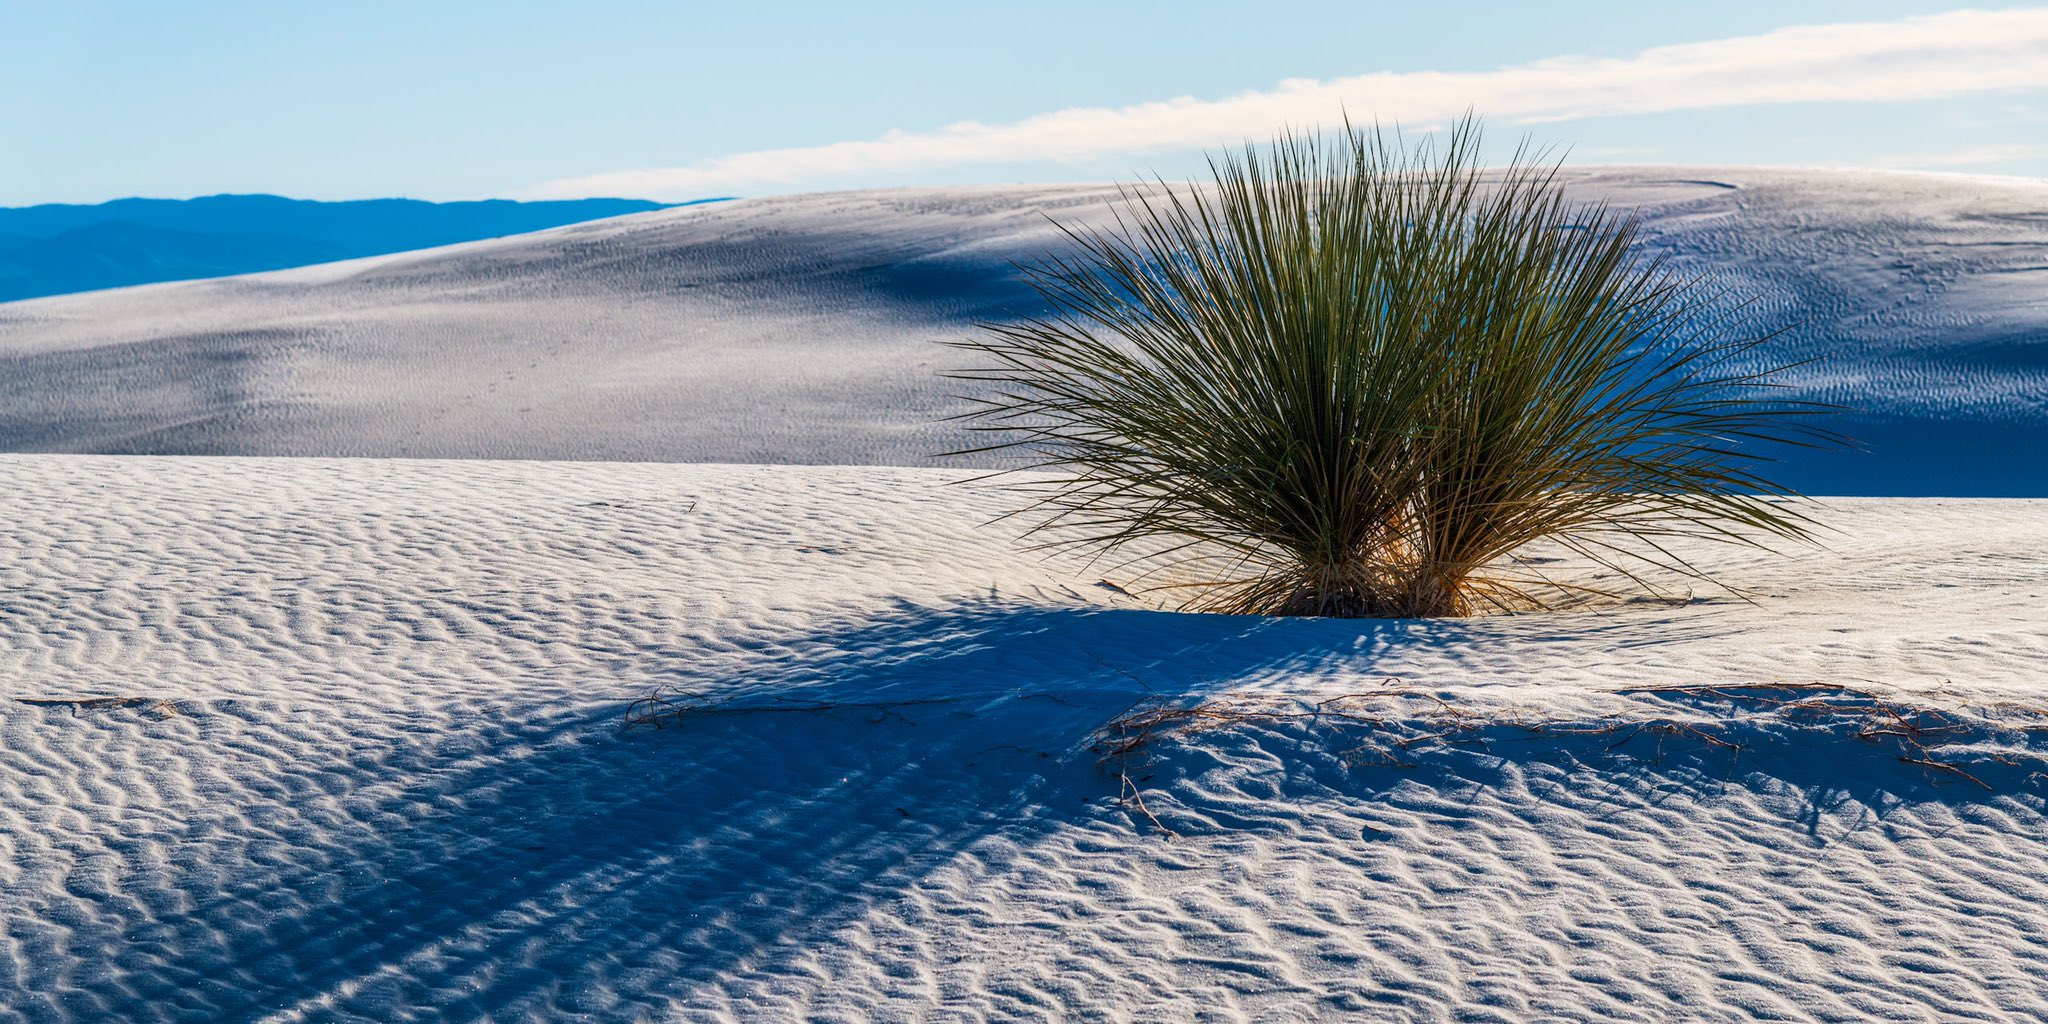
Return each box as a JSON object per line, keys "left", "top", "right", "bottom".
{"left": 1, "top": 171, "right": 2044, "bottom": 494}
{"left": 1, "top": 454, "right": 2044, "bottom": 1021}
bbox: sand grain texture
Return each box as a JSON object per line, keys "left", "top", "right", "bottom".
{"left": 0, "top": 455, "right": 2043, "bottom": 1022}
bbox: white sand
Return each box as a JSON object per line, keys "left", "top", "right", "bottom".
{"left": 2, "top": 168, "right": 2045, "bottom": 1019}
{"left": 2, "top": 454, "right": 2044, "bottom": 1021}
{"left": 1, "top": 171, "right": 2045, "bottom": 494}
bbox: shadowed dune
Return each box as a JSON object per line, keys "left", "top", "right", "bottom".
{"left": 2, "top": 171, "right": 2044, "bottom": 493}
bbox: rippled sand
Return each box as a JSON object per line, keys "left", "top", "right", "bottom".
{"left": 1, "top": 454, "right": 2043, "bottom": 1021}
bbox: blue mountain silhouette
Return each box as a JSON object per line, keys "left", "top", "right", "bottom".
{"left": 0, "top": 194, "right": 706, "bottom": 302}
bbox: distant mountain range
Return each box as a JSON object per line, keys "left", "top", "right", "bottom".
{"left": 0, "top": 194, "right": 707, "bottom": 302}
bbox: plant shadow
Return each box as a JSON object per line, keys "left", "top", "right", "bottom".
{"left": 65, "top": 600, "right": 2044, "bottom": 1020}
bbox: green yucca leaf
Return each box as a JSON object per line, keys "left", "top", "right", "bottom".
{"left": 946, "top": 117, "right": 1842, "bottom": 618}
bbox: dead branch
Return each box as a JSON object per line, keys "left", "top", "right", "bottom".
{"left": 623, "top": 686, "right": 957, "bottom": 730}
{"left": 1091, "top": 682, "right": 2048, "bottom": 833}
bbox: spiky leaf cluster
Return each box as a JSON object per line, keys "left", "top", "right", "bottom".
{"left": 949, "top": 119, "right": 1835, "bottom": 617}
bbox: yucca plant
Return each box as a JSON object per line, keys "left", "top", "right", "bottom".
{"left": 948, "top": 118, "right": 1836, "bottom": 618}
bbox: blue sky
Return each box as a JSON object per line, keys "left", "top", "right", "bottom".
{"left": 4, "top": 1, "right": 2046, "bottom": 205}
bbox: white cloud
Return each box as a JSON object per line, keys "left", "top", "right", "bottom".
{"left": 520, "top": 8, "right": 2048, "bottom": 199}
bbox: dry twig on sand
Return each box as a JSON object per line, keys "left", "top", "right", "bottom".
{"left": 623, "top": 686, "right": 956, "bottom": 730}
{"left": 1092, "top": 681, "right": 1445, "bottom": 837}
{"left": 15, "top": 696, "right": 180, "bottom": 719}
{"left": 1093, "top": 682, "right": 2048, "bottom": 835}
{"left": 1618, "top": 683, "right": 2017, "bottom": 789}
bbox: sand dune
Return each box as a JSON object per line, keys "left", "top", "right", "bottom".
{"left": 2, "top": 170, "right": 2045, "bottom": 494}
{"left": 1, "top": 454, "right": 2044, "bottom": 1020}
{"left": 3, "top": 170, "right": 2045, "bottom": 1020}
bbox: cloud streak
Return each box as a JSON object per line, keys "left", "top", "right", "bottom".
{"left": 522, "top": 9, "right": 2048, "bottom": 199}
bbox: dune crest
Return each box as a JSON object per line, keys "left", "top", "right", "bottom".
{"left": 2, "top": 171, "right": 2045, "bottom": 494}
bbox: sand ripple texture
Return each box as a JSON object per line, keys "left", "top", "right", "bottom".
{"left": 2, "top": 171, "right": 2046, "bottom": 495}
{"left": 1, "top": 455, "right": 2045, "bottom": 1022}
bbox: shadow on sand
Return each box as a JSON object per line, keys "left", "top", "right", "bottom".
{"left": 70, "top": 600, "right": 2048, "bottom": 1021}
